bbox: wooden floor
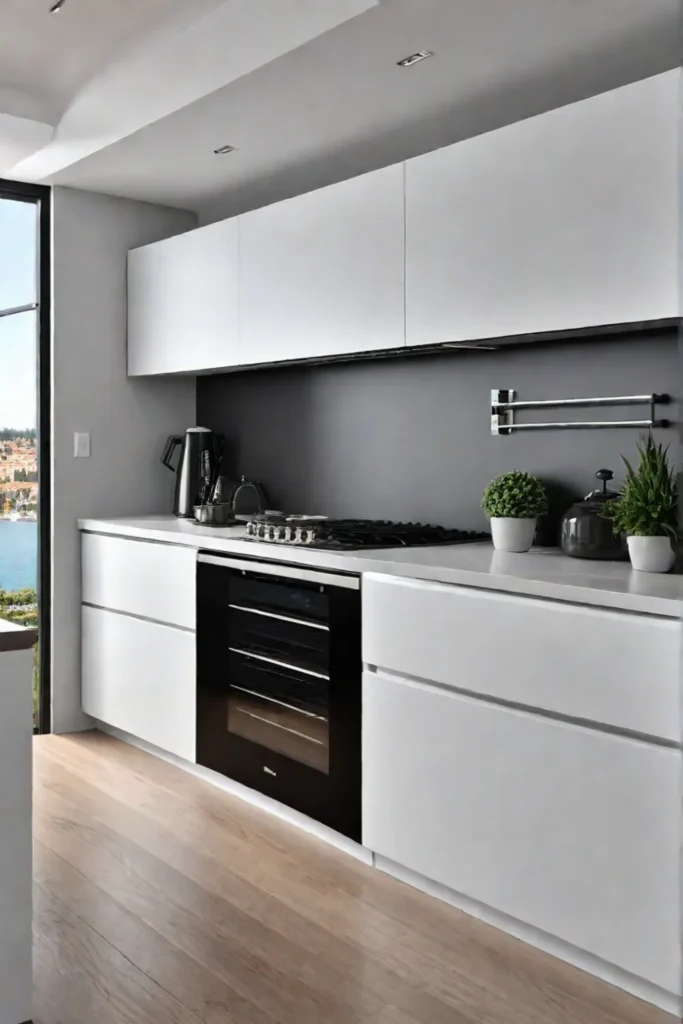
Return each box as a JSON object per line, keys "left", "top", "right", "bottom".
{"left": 33, "top": 733, "right": 674, "bottom": 1024}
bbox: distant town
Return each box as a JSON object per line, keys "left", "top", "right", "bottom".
{"left": 0, "top": 429, "right": 38, "bottom": 520}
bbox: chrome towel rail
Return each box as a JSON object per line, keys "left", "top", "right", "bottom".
{"left": 491, "top": 390, "right": 671, "bottom": 435}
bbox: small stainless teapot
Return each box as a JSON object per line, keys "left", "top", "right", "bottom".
{"left": 560, "top": 469, "right": 627, "bottom": 560}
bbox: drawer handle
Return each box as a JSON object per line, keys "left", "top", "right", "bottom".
{"left": 263, "top": 766, "right": 277, "bottom": 777}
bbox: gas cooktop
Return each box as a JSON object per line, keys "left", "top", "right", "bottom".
{"left": 245, "top": 515, "right": 489, "bottom": 550}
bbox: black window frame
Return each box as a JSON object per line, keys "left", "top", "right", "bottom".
{"left": 0, "top": 177, "right": 51, "bottom": 734}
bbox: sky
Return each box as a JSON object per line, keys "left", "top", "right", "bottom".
{"left": 0, "top": 198, "right": 38, "bottom": 431}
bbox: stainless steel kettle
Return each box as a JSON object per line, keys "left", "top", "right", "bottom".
{"left": 560, "top": 469, "right": 627, "bottom": 560}
{"left": 161, "top": 427, "right": 222, "bottom": 518}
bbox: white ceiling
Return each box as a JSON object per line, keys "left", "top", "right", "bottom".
{"left": 3, "top": 0, "right": 679, "bottom": 217}
{"left": 0, "top": 0, "right": 196, "bottom": 124}
{"left": 3, "top": 0, "right": 374, "bottom": 178}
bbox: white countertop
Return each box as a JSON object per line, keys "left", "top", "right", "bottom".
{"left": 77, "top": 515, "right": 683, "bottom": 618}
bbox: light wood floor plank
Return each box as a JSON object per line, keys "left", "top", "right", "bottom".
{"left": 34, "top": 769, "right": 390, "bottom": 1023}
{"left": 34, "top": 758, "right": 532, "bottom": 1024}
{"left": 34, "top": 883, "right": 203, "bottom": 1024}
{"left": 34, "top": 840, "right": 274, "bottom": 1024}
{"left": 33, "top": 755, "right": 434, "bottom": 1013}
{"left": 33, "top": 733, "right": 675, "bottom": 1024}
{"left": 33, "top": 742, "right": 601, "bottom": 1022}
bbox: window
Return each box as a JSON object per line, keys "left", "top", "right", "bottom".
{"left": 0, "top": 179, "right": 50, "bottom": 731}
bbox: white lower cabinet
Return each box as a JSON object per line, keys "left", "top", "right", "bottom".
{"left": 82, "top": 604, "right": 196, "bottom": 763}
{"left": 82, "top": 533, "right": 196, "bottom": 630}
{"left": 363, "top": 573, "right": 680, "bottom": 741}
{"left": 363, "top": 669, "right": 679, "bottom": 994}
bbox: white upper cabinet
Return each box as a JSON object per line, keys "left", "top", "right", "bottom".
{"left": 239, "top": 164, "right": 405, "bottom": 364}
{"left": 128, "top": 218, "right": 239, "bottom": 375}
{"left": 126, "top": 71, "right": 676, "bottom": 374}
{"left": 406, "top": 70, "right": 679, "bottom": 346}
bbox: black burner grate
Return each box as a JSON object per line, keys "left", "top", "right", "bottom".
{"left": 303, "top": 520, "right": 489, "bottom": 550}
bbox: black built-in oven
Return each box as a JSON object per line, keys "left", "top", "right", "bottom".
{"left": 196, "top": 553, "right": 361, "bottom": 840}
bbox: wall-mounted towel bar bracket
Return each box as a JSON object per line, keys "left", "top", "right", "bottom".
{"left": 490, "top": 390, "right": 671, "bottom": 436}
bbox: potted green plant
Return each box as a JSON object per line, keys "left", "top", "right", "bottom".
{"left": 481, "top": 471, "right": 548, "bottom": 552}
{"left": 602, "top": 436, "right": 678, "bottom": 573}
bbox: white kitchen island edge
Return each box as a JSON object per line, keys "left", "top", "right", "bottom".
{"left": 0, "top": 622, "right": 35, "bottom": 1024}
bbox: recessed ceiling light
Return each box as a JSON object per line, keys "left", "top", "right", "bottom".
{"left": 397, "top": 50, "right": 434, "bottom": 67}
{"left": 213, "top": 144, "right": 238, "bottom": 155}
{"left": 50, "top": 0, "right": 68, "bottom": 12}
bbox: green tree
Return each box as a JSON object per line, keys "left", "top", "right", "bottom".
{"left": 0, "top": 587, "right": 37, "bottom": 607}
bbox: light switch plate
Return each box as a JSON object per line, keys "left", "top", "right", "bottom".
{"left": 74, "top": 432, "right": 90, "bottom": 458}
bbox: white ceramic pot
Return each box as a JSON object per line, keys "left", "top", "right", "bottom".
{"left": 490, "top": 517, "right": 537, "bottom": 553}
{"left": 627, "top": 535, "right": 675, "bottom": 573}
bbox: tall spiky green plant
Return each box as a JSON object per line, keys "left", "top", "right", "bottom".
{"left": 602, "top": 436, "right": 678, "bottom": 540}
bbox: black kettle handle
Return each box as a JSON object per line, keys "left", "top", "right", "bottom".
{"left": 161, "top": 435, "right": 183, "bottom": 471}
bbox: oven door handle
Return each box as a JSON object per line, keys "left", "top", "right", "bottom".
{"left": 228, "top": 604, "right": 329, "bottom": 632}
{"left": 198, "top": 552, "right": 360, "bottom": 590}
{"left": 229, "top": 646, "right": 330, "bottom": 681}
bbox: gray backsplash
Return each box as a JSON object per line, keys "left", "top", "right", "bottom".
{"left": 197, "top": 329, "right": 678, "bottom": 534}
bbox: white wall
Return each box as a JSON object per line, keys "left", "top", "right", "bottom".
{"left": 51, "top": 187, "right": 197, "bottom": 734}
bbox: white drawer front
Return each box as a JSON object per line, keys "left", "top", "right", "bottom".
{"left": 363, "top": 670, "right": 680, "bottom": 992}
{"left": 82, "top": 605, "right": 196, "bottom": 762}
{"left": 362, "top": 573, "right": 680, "bottom": 741}
{"left": 82, "top": 533, "right": 195, "bottom": 629}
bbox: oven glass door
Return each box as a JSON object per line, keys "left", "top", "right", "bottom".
{"left": 227, "top": 607, "right": 330, "bottom": 773}
{"left": 197, "top": 558, "right": 361, "bottom": 839}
